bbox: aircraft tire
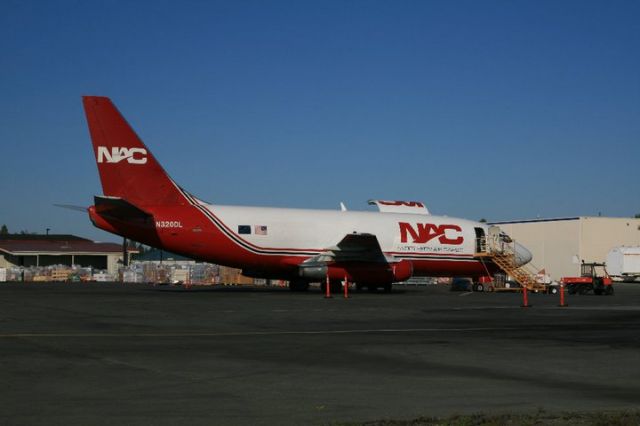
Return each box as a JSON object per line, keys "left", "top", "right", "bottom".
{"left": 289, "top": 281, "right": 309, "bottom": 292}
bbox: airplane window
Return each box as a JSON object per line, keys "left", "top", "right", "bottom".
{"left": 238, "top": 225, "right": 251, "bottom": 234}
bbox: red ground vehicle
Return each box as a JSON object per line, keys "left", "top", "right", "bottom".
{"left": 561, "top": 262, "right": 614, "bottom": 295}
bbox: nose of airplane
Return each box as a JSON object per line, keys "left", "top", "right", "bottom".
{"left": 514, "top": 243, "right": 533, "bottom": 266}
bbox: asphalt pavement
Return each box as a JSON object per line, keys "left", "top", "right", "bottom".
{"left": 1, "top": 282, "right": 639, "bottom": 425}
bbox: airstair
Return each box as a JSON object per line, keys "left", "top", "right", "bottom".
{"left": 475, "top": 227, "right": 546, "bottom": 292}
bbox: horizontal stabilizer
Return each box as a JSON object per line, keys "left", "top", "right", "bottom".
{"left": 94, "top": 196, "right": 152, "bottom": 221}
{"left": 54, "top": 204, "right": 88, "bottom": 212}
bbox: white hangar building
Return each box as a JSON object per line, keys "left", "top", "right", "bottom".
{"left": 492, "top": 216, "right": 640, "bottom": 281}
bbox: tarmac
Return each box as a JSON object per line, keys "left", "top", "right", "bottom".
{"left": 1, "top": 282, "right": 640, "bottom": 425}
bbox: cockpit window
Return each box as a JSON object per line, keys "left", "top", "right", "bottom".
{"left": 238, "top": 225, "right": 251, "bottom": 235}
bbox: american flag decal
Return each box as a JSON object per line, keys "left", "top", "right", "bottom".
{"left": 255, "top": 225, "right": 268, "bottom": 235}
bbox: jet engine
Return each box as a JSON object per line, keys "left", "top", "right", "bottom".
{"left": 298, "top": 260, "right": 413, "bottom": 285}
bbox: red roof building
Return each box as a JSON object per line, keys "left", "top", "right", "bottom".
{"left": 0, "top": 234, "right": 137, "bottom": 274}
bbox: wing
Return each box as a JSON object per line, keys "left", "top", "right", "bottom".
{"left": 304, "top": 232, "right": 391, "bottom": 265}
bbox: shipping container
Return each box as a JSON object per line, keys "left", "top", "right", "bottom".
{"left": 606, "top": 246, "right": 640, "bottom": 280}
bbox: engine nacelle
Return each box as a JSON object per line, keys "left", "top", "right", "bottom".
{"left": 298, "top": 260, "right": 413, "bottom": 285}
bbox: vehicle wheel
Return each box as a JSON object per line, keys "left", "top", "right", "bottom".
{"left": 488, "top": 285, "right": 495, "bottom": 292}
{"left": 367, "top": 285, "right": 377, "bottom": 292}
{"left": 475, "top": 283, "right": 484, "bottom": 292}
{"left": 578, "top": 284, "right": 591, "bottom": 295}
{"left": 330, "top": 281, "right": 342, "bottom": 293}
{"left": 594, "top": 288, "right": 603, "bottom": 295}
{"left": 567, "top": 284, "right": 576, "bottom": 295}
{"left": 472, "top": 283, "right": 478, "bottom": 291}
{"left": 605, "top": 286, "right": 614, "bottom": 295}
{"left": 549, "top": 287, "right": 558, "bottom": 295}
{"left": 355, "top": 283, "right": 364, "bottom": 292}
{"left": 383, "top": 283, "right": 392, "bottom": 293}
{"left": 289, "top": 281, "right": 309, "bottom": 292}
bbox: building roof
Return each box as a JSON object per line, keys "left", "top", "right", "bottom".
{"left": 0, "top": 234, "right": 135, "bottom": 255}
{"left": 490, "top": 216, "right": 638, "bottom": 225}
{"left": 0, "top": 234, "right": 88, "bottom": 241}
{"left": 490, "top": 217, "right": 581, "bottom": 225}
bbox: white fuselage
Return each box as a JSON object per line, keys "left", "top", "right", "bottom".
{"left": 209, "top": 203, "right": 486, "bottom": 260}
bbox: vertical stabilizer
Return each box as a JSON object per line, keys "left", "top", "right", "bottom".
{"left": 82, "top": 96, "right": 185, "bottom": 207}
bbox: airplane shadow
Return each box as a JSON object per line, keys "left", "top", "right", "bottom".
{"left": 145, "top": 284, "right": 409, "bottom": 295}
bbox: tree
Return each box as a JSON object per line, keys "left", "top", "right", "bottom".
{"left": 635, "top": 213, "right": 640, "bottom": 219}
{"left": 479, "top": 218, "right": 487, "bottom": 223}
{"left": 0, "top": 224, "right": 8, "bottom": 235}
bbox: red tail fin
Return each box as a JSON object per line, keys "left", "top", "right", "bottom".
{"left": 82, "top": 96, "right": 185, "bottom": 207}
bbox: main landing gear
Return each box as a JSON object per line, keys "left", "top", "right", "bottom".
{"left": 289, "top": 280, "right": 393, "bottom": 293}
{"left": 320, "top": 280, "right": 343, "bottom": 294}
{"left": 355, "top": 283, "right": 392, "bottom": 293}
{"left": 289, "top": 280, "right": 309, "bottom": 292}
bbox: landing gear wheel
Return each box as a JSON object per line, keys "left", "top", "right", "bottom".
{"left": 289, "top": 281, "right": 309, "bottom": 292}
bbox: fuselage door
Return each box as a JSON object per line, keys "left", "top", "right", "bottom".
{"left": 474, "top": 227, "right": 486, "bottom": 253}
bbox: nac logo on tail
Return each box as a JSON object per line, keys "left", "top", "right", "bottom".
{"left": 97, "top": 147, "right": 147, "bottom": 164}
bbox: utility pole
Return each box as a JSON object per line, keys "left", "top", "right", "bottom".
{"left": 122, "top": 237, "right": 129, "bottom": 267}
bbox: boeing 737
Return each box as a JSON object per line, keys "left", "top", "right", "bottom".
{"left": 82, "top": 96, "right": 532, "bottom": 291}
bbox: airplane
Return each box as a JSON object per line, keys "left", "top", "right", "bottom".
{"left": 82, "top": 96, "right": 532, "bottom": 292}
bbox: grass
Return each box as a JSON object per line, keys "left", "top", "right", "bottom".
{"left": 335, "top": 410, "right": 640, "bottom": 426}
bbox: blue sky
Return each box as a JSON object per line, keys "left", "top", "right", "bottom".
{"left": 1, "top": 0, "right": 639, "bottom": 241}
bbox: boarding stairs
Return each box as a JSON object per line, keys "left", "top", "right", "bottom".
{"left": 475, "top": 231, "right": 546, "bottom": 292}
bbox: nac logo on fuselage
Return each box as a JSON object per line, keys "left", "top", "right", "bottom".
{"left": 97, "top": 146, "right": 148, "bottom": 164}
{"left": 399, "top": 222, "right": 464, "bottom": 245}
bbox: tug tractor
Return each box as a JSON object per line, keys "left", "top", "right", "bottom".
{"left": 561, "top": 262, "right": 614, "bottom": 295}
